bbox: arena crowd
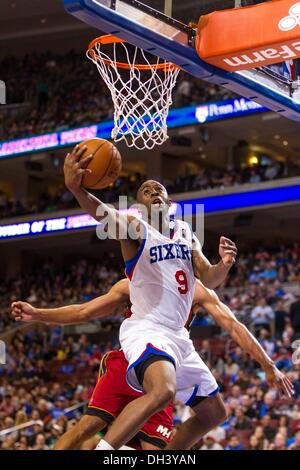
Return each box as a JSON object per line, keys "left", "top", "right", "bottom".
{"left": 0, "top": 323, "right": 299, "bottom": 450}
{"left": 0, "top": 52, "right": 234, "bottom": 141}
{"left": 0, "top": 159, "right": 291, "bottom": 220}
{"left": 0, "top": 242, "right": 299, "bottom": 450}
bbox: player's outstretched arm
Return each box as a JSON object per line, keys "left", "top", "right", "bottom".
{"left": 11, "top": 279, "right": 129, "bottom": 325}
{"left": 64, "top": 145, "right": 134, "bottom": 240}
{"left": 192, "top": 236, "right": 237, "bottom": 289}
{"left": 194, "top": 281, "right": 294, "bottom": 398}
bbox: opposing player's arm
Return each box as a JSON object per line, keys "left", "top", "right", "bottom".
{"left": 11, "top": 279, "right": 129, "bottom": 325}
{"left": 193, "top": 281, "right": 294, "bottom": 397}
{"left": 64, "top": 145, "right": 138, "bottom": 242}
{"left": 192, "top": 236, "right": 236, "bottom": 289}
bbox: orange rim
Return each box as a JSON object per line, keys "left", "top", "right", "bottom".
{"left": 87, "top": 34, "right": 179, "bottom": 71}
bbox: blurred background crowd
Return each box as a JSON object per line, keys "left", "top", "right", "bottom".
{"left": 0, "top": 161, "right": 289, "bottom": 220}
{"left": 0, "top": 52, "right": 235, "bottom": 141}
{"left": 1, "top": 321, "right": 300, "bottom": 450}
{"left": 0, "top": 241, "right": 299, "bottom": 450}
{"left": 1, "top": 243, "right": 300, "bottom": 334}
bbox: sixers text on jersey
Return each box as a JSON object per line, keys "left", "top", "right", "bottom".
{"left": 149, "top": 243, "right": 192, "bottom": 264}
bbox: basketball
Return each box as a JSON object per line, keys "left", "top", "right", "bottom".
{"left": 79, "top": 138, "right": 122, "bottom": 189}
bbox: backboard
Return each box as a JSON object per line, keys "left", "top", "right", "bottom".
{"left": 64, "top": 0, "right": 300, "bottom": 122}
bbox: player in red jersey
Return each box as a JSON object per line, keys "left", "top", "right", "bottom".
{"left": 12, "top": 278, "right": 293, "bottom": 450}
{"left": 87, "top": 349, "right": 173, "bottom": 449}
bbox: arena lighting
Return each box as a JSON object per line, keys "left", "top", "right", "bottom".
{"left": 0, "top": 184, "right": 299, "bottom": 241}
{"left": 0, "top": 98, "right": 267, "bottom": 159}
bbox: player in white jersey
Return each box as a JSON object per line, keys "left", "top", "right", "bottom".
{"left": 122, "top": 216, "right": 218, "bottom": 398}
{"left": 126, "top": 217, "right": 195, "bottom": 329}
{"left": 64, "top": 145, "right": 238, "bottom": 450}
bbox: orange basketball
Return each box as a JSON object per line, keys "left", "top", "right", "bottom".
{"left": 78, "top": 138, "right": 122, "bottom": 190}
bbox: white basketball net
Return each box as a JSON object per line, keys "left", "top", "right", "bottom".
{"left": 87, "top": 38, "right": 180, "bottom": 150}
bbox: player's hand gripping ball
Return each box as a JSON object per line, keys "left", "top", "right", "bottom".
{"left": 78, "top": 138, "right": 122, "bottom": 189}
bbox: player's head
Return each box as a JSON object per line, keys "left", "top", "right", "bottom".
{"left": 137, "top": 180, "right": 171, "bottom": 217}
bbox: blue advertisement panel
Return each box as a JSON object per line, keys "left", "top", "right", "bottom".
{"left": 0, "top": 98, "right": 266, "bottom": 159}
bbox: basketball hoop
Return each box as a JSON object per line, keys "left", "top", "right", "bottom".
{"left": 87, "top": 35, "right": 180, "bottom": 150}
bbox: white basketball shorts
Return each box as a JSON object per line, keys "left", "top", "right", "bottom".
{"left": 119, "top": 317, "right": 219, "bottom": 405}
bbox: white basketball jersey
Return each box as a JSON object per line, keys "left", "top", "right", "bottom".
{"left": 125, "top": 219, "right": 196, "bottom": 329}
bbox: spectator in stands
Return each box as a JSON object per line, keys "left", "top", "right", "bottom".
{"left": 282, "top": 325, "right": 296, "bottom": 345}
{"left": 32, "top": 433, "right": 49, "bottom": 451}
{"left": 260, "top": 261, "right": 277, "bottom": 281}
{"left": 224, "top": 356, "right": 240, "bottom": 377}
{"left": 15, "top": 436, "right": 29, "bottom": 450}
{"left": 259, "top": 394, "right": 278, "bottom": 419}
{"left": 248, "top": 434, "right": 261, "bottom": 450}
{"left": 50, "top": 397, "right": 67, "bottom": 420}
{"left": 264, "top": 162, "right": 280, "bottom": 181}
{"left": 1, "top": 436, "right": 15, "bottom": 450}
{"left": 251, "top": 298, "right": 275, "bottom": 334}
{"left": 288, "top": 430, "right": 300, "bottom": 450}
{"left": 275, "top": 347, "right": 293, "bottom": 372}
{"left": 203, "top": 426, "right": 226, "bottom": 444}
{"left": 232, "top": 407, "right": 253, "bottom": 431}
{"left": 0, "top": 394, "right": 15, "bottom": 418}
{"left": 200, "top": 435, "right": 224, "bottom": 450}
{"left": 198, "top": 339, "right": 212, "bottom": 363}
{"left": 192, "top": 168, "right": 210, "bottom": 190}
{"left": 225, "top": 435, "right": 244, "bottom": 450}
{"left": 274, "top": 300, "right": 289, "bottom": 337}
{"left": 46, "top": 424, "right": 64, "bottom": 448}
{"left": 268, "top": 432, "right": 287, "bottom": 450}
{"left": 253, "top": 425, "right": 270, "bottom": 449}
{"left": 241, "top": 394, "right": 259, "bottom": 419}
{"left": 248, "top": 167, "right": 262, "bottom": 184}
{"left": 258, "top": 329, "right": 276, "bottom": 357}
{"left": 290, "top": 294, "right": 300, "bottom": 335}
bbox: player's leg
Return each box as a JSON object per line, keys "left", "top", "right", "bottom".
{"left": 166, "top": 347, "right": 226, "bottom": 450}
{"left": 98, "top": 359, "right": 176, "bottom": 450}
{"left": 54, "top": 415, "right": 107, "bottom": 450}
{"left": 137, "top": 398, "right": 174, "bottom": 450}
{"left": 165, "top": 393, "right": 227, "bottom": 450}
{"left": 80, "top": 434, "right": 103, "bottom": 450}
